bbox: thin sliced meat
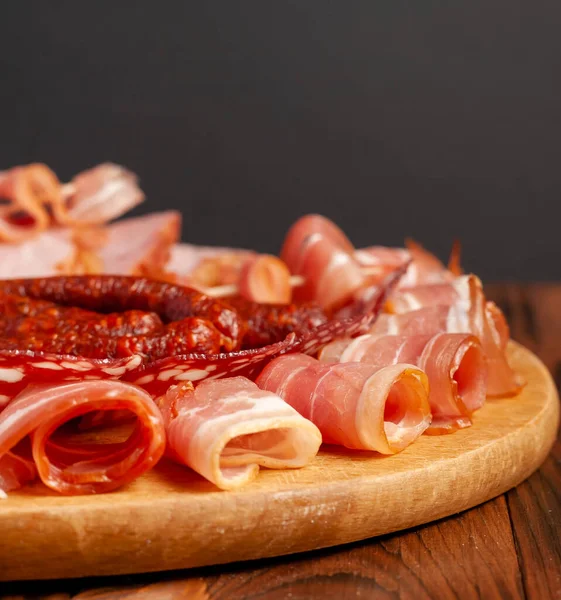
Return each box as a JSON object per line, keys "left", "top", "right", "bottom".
{"left": 99, "top": 211, "right": 181, "bottom": 277}
{"left": 370, "top": 276, "right": 523, "bottom": 397}
{"left": 58, "top": 163, "right": 144, "bottom": 226}
{"left": 0, "top": 230, "right": 76, "bottom": 279}
{"left": 237, "top": 255, "right": 292, "bottom": 304}
{"left": 257, "top": 354, "right": 430, "bottom": 454}
{"left": 388, "top": 275, "right": 471, "bottom": 314}
{"left": 0, "top": 451, "right": 37, "bottom": 498}
{"left": 0, "top": 380, "right": 165, "bottom": 495}
{"left": 157, "top": 377, "right": 321, "bottom": 490}
{"left": 319, "top": 333, "right": 487, "bottom": 433}
{"left": 0, "top": 164, "right": 56, "bottom": 242}
{"left": 280, "top": 214, "right": 365, "bottom": 311}
{"left": 167, "top": 243, "right": 254, "bottom": 288}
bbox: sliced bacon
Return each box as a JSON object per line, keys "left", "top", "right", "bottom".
{"left": 157, "top": 377, "right": 321, "bottom": 490}
{"left": 257, "top": 354, "right": 430, "bottom": 454}
{"left": 370, "top": 276, "right": 523, "bottom": 397}
{"left": 280, "top": 214, "right": 365, "bottom": 311}
{"left": 58, "top": 163, "right": 144, "bottom": 226}
{"left": 0, "top": 380, "right": 165, "bottom": 495}
{"left": 99, "top": 211, "right": 181, "bottom": 277}
{"left": 319, "top": 333, "right": 487, "bottom": 433}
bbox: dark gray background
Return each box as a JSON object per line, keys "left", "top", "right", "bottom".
{"left": 2, "top": 1, "right": 560, "bottom": 281}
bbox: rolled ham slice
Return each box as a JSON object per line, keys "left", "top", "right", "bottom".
{"left": 280, "top": 214, "right": 366, "bottom": 311}
{"left": 157, "top": 377, "right": 322, "bottom": 490}
{"left": 319, "top": 333, "right": 487, "bottom": 433}
{"left": 370, "top": 276, "right": 523, "bottom": 397}
{"left": 256, "top": 354, "right": 431, "bottom": 454}
{"left": 0, "top": 380, "right": 166, "bottom": 495}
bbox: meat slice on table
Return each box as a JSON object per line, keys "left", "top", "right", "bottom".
{"left": 319, "top": 333, "right": 487, "bottom": 433}
{"left": 371, "top": 275, "right": 523, "bottom": 397}
{"left": 0, "top": 380, "right": 166, "bottom": 496}
{"left": 157, "top": 377, "right": 322, "bottom": 490}
{"left": 257, "top": 354, "right": 431, "bottom": 454}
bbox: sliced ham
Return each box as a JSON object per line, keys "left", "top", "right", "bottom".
{"left": 319, "top": 333, "right": 487, "bottom": 433}
{"left": 99, "top": 211, "right": 181, "bottom": 277}
{"left": 0, "top": 380, "right": 166, "bottom": 495}
{"left": 370, "top": 276, "right": 523, "bottom": 397}
{"left": 157, "top": 377, "right": 322, "bottom": 490}
{"left": 256, "top": 354, "right": 430, "bottom": 454}
{"left": 280, "top": 214, "right": 365, "bottom": 312}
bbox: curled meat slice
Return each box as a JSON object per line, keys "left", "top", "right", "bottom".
{"left": 0, "top": 164, "right": 55, "bottom": 242}
{"left": 0, "top": 380, "right": 165, "bottom": 495}
{"left": 58, "top": 163, "right": 144, "bottom": 226}
{"left": 157, "top": 377, "right": 321, "bottom": 490}
{"left": 280, "top": 214, "right": 365, "bottom": 311}
{"left": 319, "top": 333, "right": 487, "bottom": 433}
{"left": 370, "top": 276, "right": 523, "bottom": 397}
{"left": 257, "top": 354, "right": 431, "bottom": 454}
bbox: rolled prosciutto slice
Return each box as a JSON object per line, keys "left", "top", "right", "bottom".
{"left": 0, "top": 380, "right": 166, "bottom": 495}
{"left": 256, "top": 354, "right": 430, "bottom": 454}
{"left": 280, "top": 214, "right": 366, "bottom": 311}
{"left": 370, "top": 276, "right": 523, "bottom": 397}
{"left": 319, "top": 333, "right": 487, "bottom": 433}
{"left": 157, "top": 377, "right": 322, "bottom": 490}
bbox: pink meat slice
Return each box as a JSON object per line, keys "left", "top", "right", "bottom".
{"left": 61, "top": 163, "right": 145, "bottom": 225}
{"left": 280, "top": 214, "right": 366, "bottom": 311}
{"left": 370, "top": 276, "right": 523, "bottom": 397}
{"left": 256, "top": 354, "right": 430, "bottom": 454}
{"left": 157, "top": 377, "right": 321, "bottom": 490}
{"left": 0, "top": 380, "right": 166, "bottom": 495}
{"left": 99, "top": 210, "right": 181, "bottom": 276}
{"left": 0, "top": 231, "right": 76, "bottom": 279}
{"left": 319, "top": 333, "right": 487, "bottom": 433}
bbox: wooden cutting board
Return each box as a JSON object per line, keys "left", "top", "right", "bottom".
{"left": 2, "top": 342, "right": 559, "bottom": 582}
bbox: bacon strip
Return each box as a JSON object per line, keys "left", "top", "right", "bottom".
{"left": 280, "top": 214, "right": 366, "bottom": 311}
{"left": 319, "top": 333, "right": 487, "bottom": 433}
{"left": 157, "top": 377, "right": 321, "bottom": 490}
{"left": 0, "top": 380, "right": 165, "bottom": 495}
{"left": 371, "top": 276, "right": 523, "bottom": 397}
{"left": 257, "top": 354, "right": 431, "bottom": 454}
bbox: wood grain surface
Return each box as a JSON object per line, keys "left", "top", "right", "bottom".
{"left": 2, "top": 283, "right": 561, "bottom": 600}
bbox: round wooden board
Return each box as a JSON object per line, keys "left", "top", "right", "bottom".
{"left": 2, "top": 342, "right": 559, "bottom": 582}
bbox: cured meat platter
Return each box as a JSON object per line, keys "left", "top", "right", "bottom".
{"left": 2, "top": 342, "right": 558, "bottom": 581}
{"left": 0, "top": 162, "right": 558, "bottom": 582}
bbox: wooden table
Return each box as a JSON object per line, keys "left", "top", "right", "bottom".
{"left": 2, "top": 283, "right": 560, "bottom": 600}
